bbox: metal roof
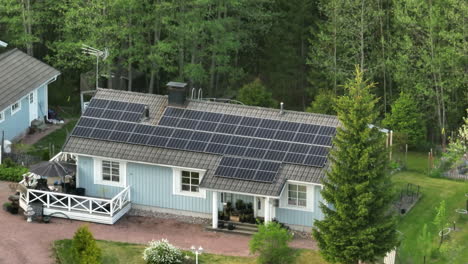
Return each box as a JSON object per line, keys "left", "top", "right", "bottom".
{"left": 63, "top": 89, "right": 339, "bottom": 197}
{"left": 0, "top": 49, "right": 60, "bottom": 111}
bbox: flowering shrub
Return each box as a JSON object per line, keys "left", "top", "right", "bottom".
{"left": 143, "top": 239, "right": 183, "bottom": 264}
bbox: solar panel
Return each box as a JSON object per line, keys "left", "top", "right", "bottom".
{"left": 75, "top": 103, "right": 337, "bottom": 184}
{"left": 88, "top": 99, "right": 109, "bottom": 109}
{"left": 244, "top": 148, "right": 267, "bottom": 159}
{"left": 73, "top": 126, "right": 93, "bottom": 137}
{"left": 240, "top": 117, "right": 261, "bottom": 127}
{"left": 83, "top": 107, "right": 104, "bottom": 118}
{"left": 107, "top": 100, "right": 128, "bottom": 111}
{"left": 235, "top": 126, "right": 257, "bottom": 137}
{"left": 147, "top": 136, "right": 168, "bottom": 147}
{"left": 186, "top": 141, "right": 208, "bottom": 152}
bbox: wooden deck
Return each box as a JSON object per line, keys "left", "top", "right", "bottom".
{"left": 19, "top": 185, "right": 131, "bottom": 224}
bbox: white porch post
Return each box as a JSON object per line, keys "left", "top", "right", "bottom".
{"left": 212, "top": 191, "right": 218, "bottom": 229}
{"left": 253, "top": 196, "right": 257, "bottom": 217}
{"left": 264, "top": 197, "right": 271, "bottom": 224}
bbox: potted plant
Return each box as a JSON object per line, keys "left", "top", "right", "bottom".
{"left": 227, "top": 223, "right": 235, "bottom": 230}
{"left": 230, "top": 211, "right": 240, "bottom": 222}
{"left": 3, "top": 202, "right": 11, "bottom": 212}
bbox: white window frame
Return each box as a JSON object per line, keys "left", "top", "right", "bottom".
{"left": 11, "top": 101, "right": 21, "bottom": 115}
{"left": 0, "top": 110, "right": 4, "bottom": 123}
{"left": 29, "top": 92, "right": 34, "bottom": 104}
{"left": 279, "top": 181, "right": 316, "bottom": 212}
{"left": 93, "top": 158, "right": 126, "bottom": 188}
{"left": 287, "top": 184, "right": 307, "bottom": 207}
{"left": 173, "top": 168, "right": 206, "bottom": 199}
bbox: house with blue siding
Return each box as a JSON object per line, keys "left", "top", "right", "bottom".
{"left": 0, "top": 49, "right": 60, "bottom": 141}
{"left": 60, "top": 83, "right": 339, "bottom": 231}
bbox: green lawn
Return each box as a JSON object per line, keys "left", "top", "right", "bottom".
{"left": 392, "top": 152, "right": 468, "bottom": 264}
{"left": 25, "top": 119, "right": 77, "bottom": 159}
{"left": 53, "top": 240, "right": 327, "bottom": 264}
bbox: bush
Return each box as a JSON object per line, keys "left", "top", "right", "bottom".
{"left": 0, "top": 160, "right": 28, "bottom": 182}
{"left": 249, "top": 222, "right": 296, "bottom": 264}
{"left": 71, "top": 225, "right": 102, "bottom": 264}
{"left": 143, "top": 239, "right": 183, "bottom": 264}
{"left": 237, "top": 78, "right": 277, "bottom": 108}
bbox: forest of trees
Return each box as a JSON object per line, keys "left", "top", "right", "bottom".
{"left": 0, "top": 0, "right": 466, "bottom": 148}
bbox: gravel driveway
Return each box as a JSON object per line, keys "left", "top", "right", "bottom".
{"left": 0, "top": 181, "right": 317, "bottom": 264}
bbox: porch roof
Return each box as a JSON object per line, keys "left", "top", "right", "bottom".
{"left": 63, "top": 89, "right": 336, "bottom": 196}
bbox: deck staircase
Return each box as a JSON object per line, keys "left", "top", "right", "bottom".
{"left": 206, "top": 220, "right": 258, "bottom": 236}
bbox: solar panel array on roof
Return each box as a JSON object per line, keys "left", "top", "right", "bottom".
{"left": 71, "top": 100, "right": 336, "bottom": 183}
{"left": 83, "top": 99, "right": 146, "bottom": 122}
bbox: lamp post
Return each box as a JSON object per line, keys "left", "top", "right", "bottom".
{"left": 191, "top": 245, "right": 203, "bottom": 264}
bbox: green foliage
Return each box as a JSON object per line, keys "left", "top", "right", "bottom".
{"left": 313, "top": 67, "right": 398, "bottom": 263}
{"left": 0, "top": 159, "right": 28, "bottom": 182}
{"left": 71, "top": 225, "right": 102, "bottom": 264}
{"left": 249, "top": 222, "right": 296, "bottom": 264}
{"left": 417, "top": 224, "right": 432, "bottom": 262}
{"left": 306, "top": 89, "right": 336, "bottom": 115}
{"left": 142, "top": 239, "right": 183, "bottom": 264}
{"left": 237, "top": 79, "right": 277, "bottom": 108}
{"left": 383, "top": 93, "right": 426, "bottom": 149}
{"left": 432, "top": 200, "right": 447, "bottom": 232}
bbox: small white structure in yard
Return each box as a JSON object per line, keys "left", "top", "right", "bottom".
{"left": 0, "top": 40, "right": 7, "bottom": 47}
{"left": 384, "top": 249, "right": 397, "bottom": 264}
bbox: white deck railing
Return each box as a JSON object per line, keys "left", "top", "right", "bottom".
{"left": 19, "top": 185, "right": 131, "bottom": 218}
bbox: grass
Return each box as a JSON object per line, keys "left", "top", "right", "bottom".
{"left": 392, "top": 152, "right": 468, "bottom": 264}
{"left": 53, "top": 240, "right": 327, "bottom": 264}
{"left": 24, "top": 119, "right": 78, "bottom": 159}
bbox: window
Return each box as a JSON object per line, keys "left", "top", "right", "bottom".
{"left": 11, "top": 101, "right": 21, "bottom": 115}
{"left": 29, "top": 93, "right": 34, "bottom": 104}
{"left": 173, "top": 168, "right": 206, "bottom": 198}
{"left": 0, "top": 111, "right": 4, "bottom": 123}
{"left": 181, "top": 170, "right": 199, "bottom": 193}
{"left": 102, "top": 160, "right": 120, "bottom": 183}
{"left": 288, "top": 184, "right": 307, "bottom": 207}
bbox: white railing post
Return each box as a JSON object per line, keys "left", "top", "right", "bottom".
{"left": 89, "top": 200, "right": 92, "bottom": 214}
{"left": 68, "top": 196, "right": 71, "bottom": 211}
{"left": 110, "top": 200, "right": 114, "bottom": 216}
{"left": 26, "top": 190, "right": 29, "bottom": 205}
{"left": 119, "top": 196, "right": 122, "bottom": 210}
{"left": 47, "top": 194, "right": 50, "bottom": 208}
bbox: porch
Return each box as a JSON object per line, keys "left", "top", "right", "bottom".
{"left": 210, "top": 191, "right": 277, "bottom": 231}
{"left": 18, "top": 183, "right": 131, "bottom": 225}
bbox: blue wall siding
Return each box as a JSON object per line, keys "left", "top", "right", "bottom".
{"left": 77, "top": 156, "right": 124, "bottom": 199}
{"left": 275, "top": 186, "right": 323, "bottom": 227}
{"left": 37, "top": 85, "right": 48, "bottom": 119}
{"left": 0, "top": 96, "right": 30, "bottom": 141}
{"left": 127, "top": 162, "right": 213, "bottom": 214}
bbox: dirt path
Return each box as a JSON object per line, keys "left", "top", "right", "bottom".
{"left": 0, "top": 181, "right": 317, "bottom": 264}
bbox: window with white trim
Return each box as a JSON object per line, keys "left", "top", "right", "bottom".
{"left": 102, "top": 160, "right": 120, "bottom": 183}
{"left": 0, "top": 111, "right": 4, "bottom": 123}
{"left": 288, "top": 184, "right": 307, "bottom": 207}
{"left": 11, "top": 101, "right": 21, "bottom": 115}
{"left": 181, "top": 170, "right": 200, "bottom": 193}
{"left": 29, "top": 93, "right": 34, "bottom": 104}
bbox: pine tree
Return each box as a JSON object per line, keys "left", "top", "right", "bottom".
{"left": 71, "top": 225, "right": 101, "bottom": 264}
{"left": 312, "top": 67, "right": 397, "bottom": 263}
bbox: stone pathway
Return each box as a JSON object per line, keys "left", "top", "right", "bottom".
{"left": 0, "top": 181, "right": 317, "bottom": 264}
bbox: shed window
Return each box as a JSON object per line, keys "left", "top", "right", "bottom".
{"left": 11, "top": 101, "right": 21, "bottom": 114}
{"left": 181, "top": 170, "right": 200, "bottom": 193}
{"left": 288, "top": 184, "right": 307, "bottom": 207}
{"left": 0, "top": 111, "right": 4, "bottom": 122}
{"left": 29, "top": 93, "right": 34, "bottom": 104}
{"left": 102, "top": 160, "right": 120, "bottom": 183}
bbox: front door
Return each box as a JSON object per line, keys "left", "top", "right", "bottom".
{"left": 29, "top": 90, "right": 38, "bottom": 123}
{"left": 255, "top": 197, "right": 265, "bottom": 217}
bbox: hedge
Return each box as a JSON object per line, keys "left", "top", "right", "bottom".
{"left": 0, "top": 165, "right": 28, "bottom": 182}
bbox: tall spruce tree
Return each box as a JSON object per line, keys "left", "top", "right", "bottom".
{"left": 312, "top": 67, "right": 397, "bottom": 263}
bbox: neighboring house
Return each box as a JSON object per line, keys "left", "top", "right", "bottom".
{"left": 0, "top": 49, "right": 60, "bottom": 141}
{"left": 51, "top": 83, "right": 339, "bottom": 231}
